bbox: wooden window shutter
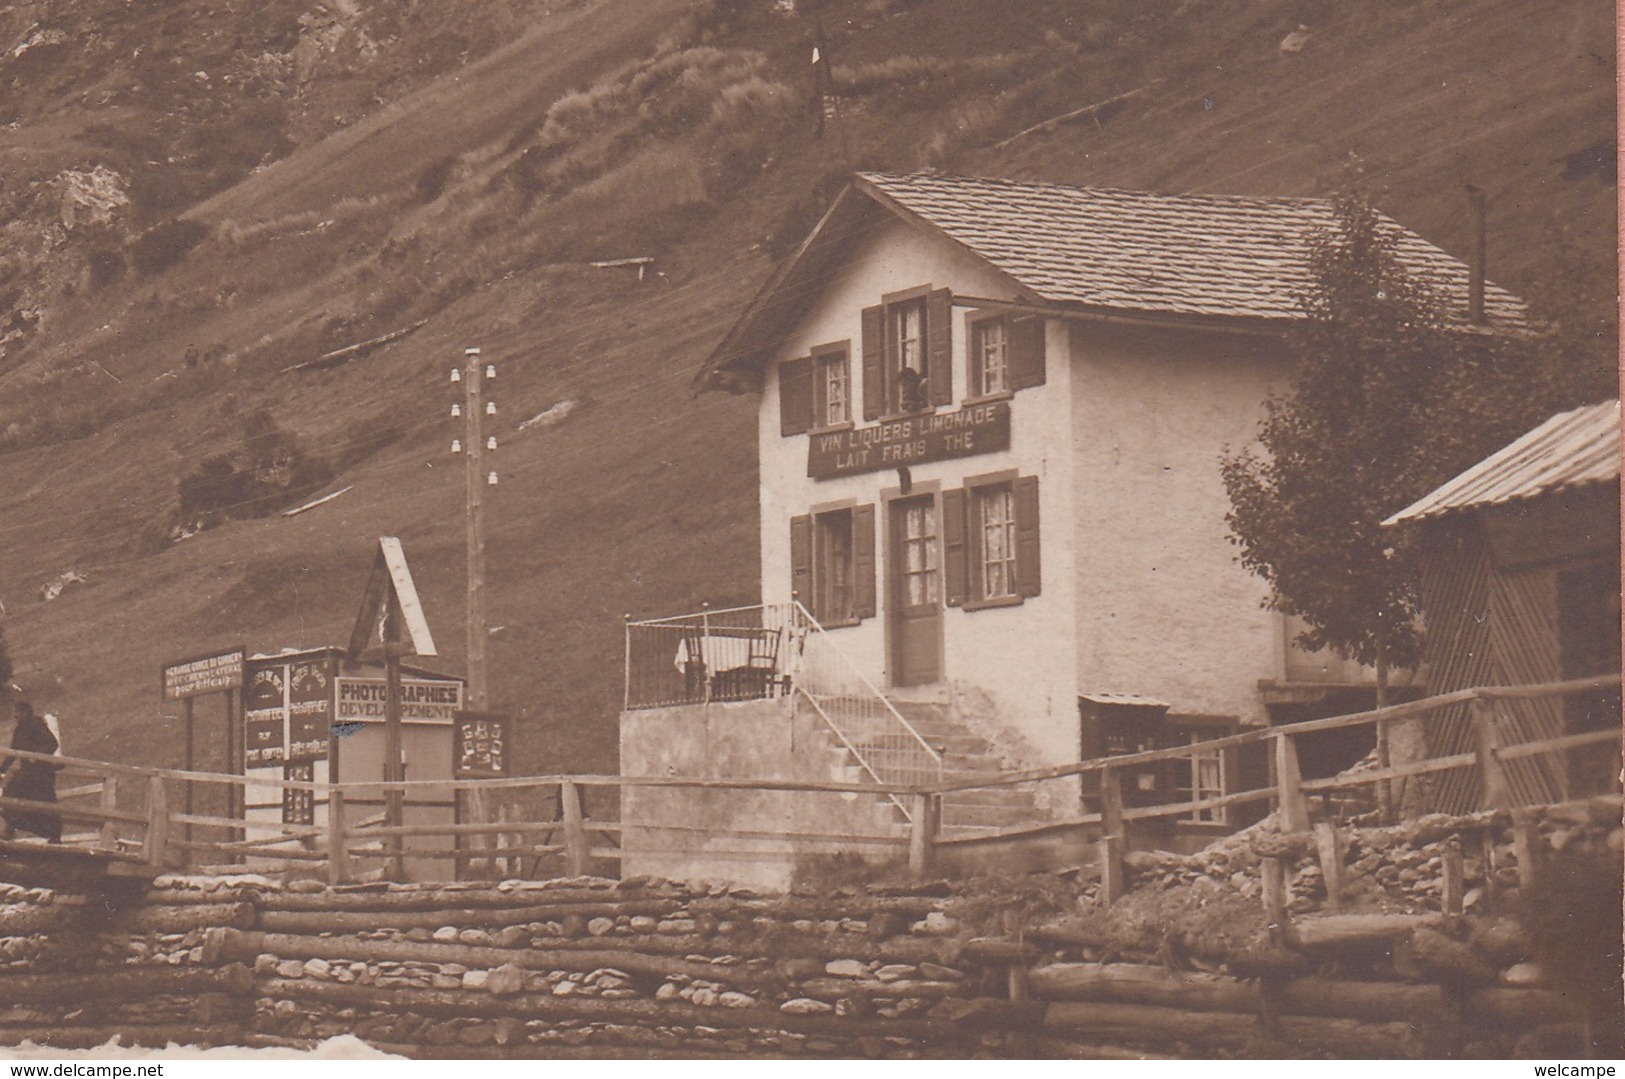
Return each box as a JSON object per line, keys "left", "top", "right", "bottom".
{"left": 1014, "top": 475, "right": 1041, "bottom": 597}
{"left": 1009, "top": 315, "right": 1047, "bottom": 390}
{"left": 927, "top": 287, "right": 953, "bottom": 406}
{"left": 942, "top": 487, "right": 968, "bottom": 607}
{"left": 861, "top": 304, "right": 884, "bottom": 421}
{"left": 790, "top": 515, "right": 813, "bottom": 610}
{"left": 853, "top": 504, "right": 876, "bottom": 618}
{"left": 778, "top": 357, "right": 814, "bottom": 436}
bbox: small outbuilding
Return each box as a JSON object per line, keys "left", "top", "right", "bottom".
{"left": 1384, "top": 399, "right": 1621, "bottom": 809}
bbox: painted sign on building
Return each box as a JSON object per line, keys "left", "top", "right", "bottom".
{"left": 244, "top": 656, "right": 336, "bottom": 766}
{"left": 454, "top": 711, "right": 509, "bottom": 777}
{"left": 336, "top": 677, "right": 463, "bottom": 724}
{"left": 806, "top": 401, "right": 1010, "bottom": 479}
{"left": 161, "top": 647, "right": 245, "bottom": 701}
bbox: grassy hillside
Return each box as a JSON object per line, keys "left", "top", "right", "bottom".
{"left": 0, "top": 0, "right": 1613, "bottom": 777}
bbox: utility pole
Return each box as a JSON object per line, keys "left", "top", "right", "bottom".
{"left": 453, "top": 348, "right": 497, "bottom": 879}
{"left": 453, "top": 347, "right": 495, "bottom": 711}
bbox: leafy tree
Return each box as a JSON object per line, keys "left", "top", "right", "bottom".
{"left": 1221, "top": 189, "right": 1597, "bottom": 703}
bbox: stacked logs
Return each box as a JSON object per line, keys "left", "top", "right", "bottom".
{"left": 210, "top": 876, "right": 1008, "bottom": 1058}
{"left": 0, "top": 815, "right": 1610, "bottom": 1060}
{"left": 0, "top": 879, "right": 263, "bottom": 1048}
{"left": 1025, "top": 953, "right": 1579, "bottom": 1058}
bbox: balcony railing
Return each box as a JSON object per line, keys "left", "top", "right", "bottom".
{"left": 623, "top": 602, "right": 943, "bottom": 809}
{"left": 624, "top": 603, "right": 799, "bottom": 710}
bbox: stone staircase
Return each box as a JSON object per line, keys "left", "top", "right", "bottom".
{"left": 807, "top": 697, "right": 1045, "bottom": 836}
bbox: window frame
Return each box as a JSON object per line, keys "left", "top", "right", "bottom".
{"left": 962, "top": 469, "right": 1024, "bottom": 611}
{"left": 1169, "top": 719, "right": 1232, "bottom": 826}
{"left": 862, "top": 286, "right": 954, "bottom": 421}
{"left": 812, "top": 506, "right": 858, "bottom": 628}
{"left": 881, "top": 284, "right": 932, "bottom": 416}
{"left": 810, "top": 340, "right": 853, "bottom": 431}
{"left": 966, "top": 311, "right": 1014, "bottom": 401}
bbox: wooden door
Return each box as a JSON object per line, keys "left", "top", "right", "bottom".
{"left": 889, "top": 494, "right": 942, "bottom": 686}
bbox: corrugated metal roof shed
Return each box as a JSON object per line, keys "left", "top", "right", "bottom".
{"left": 1384, "top": 399, "right": 1621, "bottom": 525}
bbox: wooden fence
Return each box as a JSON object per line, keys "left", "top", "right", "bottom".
{"left": 0, "top": 675, "right": 1615, "bottom": 885}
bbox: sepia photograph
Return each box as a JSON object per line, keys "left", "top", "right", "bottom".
{"left": 0, "top": 0, "right": 1617, "bottom": 1064}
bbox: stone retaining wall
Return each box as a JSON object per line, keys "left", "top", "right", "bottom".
{"left": 0, "top": 799, "right": 1611, "bottom": 1058}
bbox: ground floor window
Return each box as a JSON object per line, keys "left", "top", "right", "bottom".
{"left": 944, "top": 473, "right": 1040, "bottom": 608}
{"left": 1172, "top": 726, "right": 1227, "bottom": 824}
{"left": 816, "top": 509, "right": 855, "bottom": 624}
{"left": 791, "top": 505, "right": 876, "bottom": 626}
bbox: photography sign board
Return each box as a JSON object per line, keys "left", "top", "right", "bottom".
{"left": 160, "top": 647, "right": 245, "bottom": 701}
{"left": 453, "top": 711, "right": 510, "bottom": 777}
{"left": 244, "top": 655, "right": 335, "bottom": 766}
{"left": 336, "top": 677, "right": 463, "bottom": 726}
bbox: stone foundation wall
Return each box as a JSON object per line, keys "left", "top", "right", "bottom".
{"left": 0, "top": 799, "right": 1611, "bottom": 1058}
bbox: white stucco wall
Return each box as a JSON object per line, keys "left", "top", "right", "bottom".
{"left": 757, "top": 219, "right": 1081, "bottom": 764}
{"left": 1069, "top": 322, "right": 1289, "bottom": 725}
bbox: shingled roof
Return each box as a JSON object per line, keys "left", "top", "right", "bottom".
{"left": 1384, "top": 399, "right": 1621, "bottom": 525}
{"left": 699, "top": 172, "right": 1528, "bottom": 390}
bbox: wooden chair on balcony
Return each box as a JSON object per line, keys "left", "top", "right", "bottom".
{"left": 712, "top": 627, "right": 783, "bottom": 702}
{"left": 679, "top": 625, "right": 709, "bottom": 703}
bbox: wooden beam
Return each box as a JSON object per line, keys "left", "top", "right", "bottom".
{"left": 1274, "top": 734, "right": 1310, "bottom": 833}
{"left": 1262, "top": 856, "right": 1288, "bottom": 945}
{"left": 144, "top": 775, "right": 169, "bottom": 870}
{"left": 1442, "top": 839, "right": 1465, "bottom": 916}
{"left": 1312, "top": 821, "right": 1346, "bottom": 908}
{"left": 560, "top": 780, "right": 589, "bottom": 878}
{"left": 907, "top": 791, "right": 939, "bottom": 877}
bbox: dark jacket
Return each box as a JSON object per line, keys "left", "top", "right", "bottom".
{"left": 2, "top": 710, "right": 61, "bottom": 841}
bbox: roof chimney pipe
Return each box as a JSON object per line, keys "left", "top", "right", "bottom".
{"left": 1465, "top": 185, "right": 1487, "bottom": 325}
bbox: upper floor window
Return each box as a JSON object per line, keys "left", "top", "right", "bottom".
{"left": 966, "top": 311, "right": 1046, "bottom": 400}
{"left": 890, "top": 298, "right": 928, "bottom": 412}
{"left": 778, "top": 341, "right": 850, "bottom": 437}
{"left": 972, "top": 318, "right": 1009, "bottom": 396}
{"left": 814, "top": 344, "right": 850, "bottom": 428}
{"left": 862, "top": 287, "right": 952, "bottom": 419}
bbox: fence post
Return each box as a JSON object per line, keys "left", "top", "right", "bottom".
{"left": 1262, "top": 855, "right": 1288, "bottom": 944}
{"left": 498, "top": 801, "right": 515, "bottom": 880}
{"left": 1312, "top": 821, "right": 1346, "bottom": 909}
{"left": 622, "top": 613, "right": 633, "bottom": 712}
{"left": 907, "top": 791, "right": 939, "bottom": 877}
{"left": 1442, "top": 838, "right": 1464, "bottom": 916}
{"left": 327, "top": 788, "right": 350, "bottom": 886}
{"left": 561, "top": 780, "right": 589, "bottom": 878}
{"left": 144, "top": 775, "right": 169, "bottom": 870}
{"left": 466, "top": 784, "right": 490, "bottom": 879}
{"left": 1510, "top": 808, "right": 1541, "bottom": 893}
{"left": 1471, "top": 696, "right": 1510, "bottom": 809}
{"left": 99, "top": 774, "right": 120, "bottom": 851}
{"left": 1097, "top": 767, "right": 1126, "bottom": 903}
{"left": 1274, "top": 732, "right": 1310, "bottom": 833}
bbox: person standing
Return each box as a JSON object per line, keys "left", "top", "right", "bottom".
{"left": 1, "top": 699, "right": 61, "bottom": 843}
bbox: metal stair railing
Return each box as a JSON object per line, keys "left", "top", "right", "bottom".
{"left": 788, "top": 601, "right": 943, "bottom": 819}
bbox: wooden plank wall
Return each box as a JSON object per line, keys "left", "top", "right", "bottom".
{"left": 1417, "top": 526, "right": 1495, "bottom": 814}
{"left": 1489, "top": 565, "right": 1567, "bottom": 805}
